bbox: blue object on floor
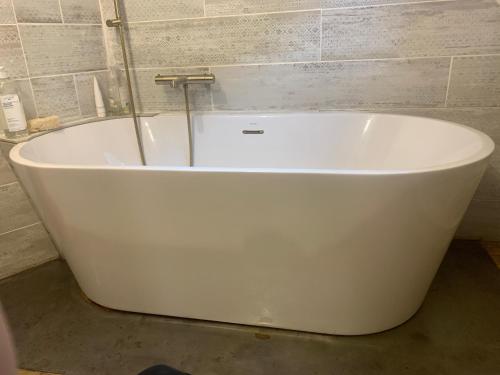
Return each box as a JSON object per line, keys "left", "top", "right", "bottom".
{"left": 138, "top": 364, "right": 190, "bottom": 375}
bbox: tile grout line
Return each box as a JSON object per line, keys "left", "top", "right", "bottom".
{"left": 123, "top": 0, "right": 453, "bottom": 25}
{"left": 0, "top": 222, "right": 41, "bottom": 238}
{"left": 444, "top": 56, "right": 454, "bottom": 107}
{"left": 10, "top": 0, "right": 38, "bottom": 118}
{"left": 97, "top": 0, "right": 114, "bottom": 68}
{"left": 16, "top": 22, "right": 103, "bottom": 26}
{"left": 123, "top": 53, "right": 500, "bottom": 72}
{"left": 125, "top": 9, "right": 321, "bottom": 24}
{"left": 57, "top": 0, "right": 65, "bottom": 23}
{"left": 319, "top": 9, "right": 323, "bottom": 62}
{"left": 0, "top": 181, "right": 19, "bottom": 188}
{"left": 30, "top": 69, "right": 109, "bottom": 80}
{"left": 72, "top": 75, "right": 83, "bottom": 117}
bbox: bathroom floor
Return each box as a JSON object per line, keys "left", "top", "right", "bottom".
{"left": 1, "top": 240, "right": 499, "bottom": 375}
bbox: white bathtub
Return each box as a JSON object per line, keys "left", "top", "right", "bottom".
{"left": 10, "top": 112, "right": 494, "bottom": 335}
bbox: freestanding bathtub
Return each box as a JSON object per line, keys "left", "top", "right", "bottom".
{"left": 10, "top": 112, "right": 494, "bottom": 335}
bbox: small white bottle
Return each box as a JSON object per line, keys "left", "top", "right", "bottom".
{"left": 0, "top": 67, "right": 28, "bottom": 138}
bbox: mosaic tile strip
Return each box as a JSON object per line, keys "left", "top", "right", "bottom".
{"left": 322, "top": 0, "right": 500, "bottom": 60}
{"left": 125, "top": 11, "right": 320, "bottom": 68}
{"left": 19, "top": 24, "right": 107, "bottom": 76}
{"left": 0, "top": 25, "right": 28, "bottom": 78}
{"left": 206, "top": 0, "right": 320, "bottom": 16}
{"left": 12, "top": 0, "right": 62, "bottom": 23}
{"left": 99, "top": 0, "right": 204, "bottom": 22}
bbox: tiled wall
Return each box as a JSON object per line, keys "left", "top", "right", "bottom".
{"left": 0, "top": 0, "right": 105, "bottom": 279}
{"left": 100, "top": 0, "right": 500, "bottom": 239}
{"left": 0, "top": 142, "right": 58, "bottom": 280}
{"left": 0, "top": 0, "right": 109, "bottom": 122}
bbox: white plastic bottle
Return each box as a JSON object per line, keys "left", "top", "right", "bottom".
{"left": 0, "top": 67, "right": 28, "bottom": 138}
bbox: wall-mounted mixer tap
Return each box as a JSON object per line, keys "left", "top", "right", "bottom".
{"left": 154, "top": 74, "right": 216, "bottom": 88}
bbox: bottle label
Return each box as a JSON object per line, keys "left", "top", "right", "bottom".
{"left": 1, "top": 94, "right": 27, "bottom": 132}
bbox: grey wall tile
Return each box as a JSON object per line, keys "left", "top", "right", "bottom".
{"left": 447, "top": 55, "right": 500, "bottom": 108}
{"left": 31, "top": 75, "right": 80, "bottom": 121}
{"left": 75, "top": 71, "right": 111, "bottom": 117}
{"left": 0, "top": 223, "right": 58, "bottom": 280}
{"left": 19, "top": 24, "right": 107, "bottom": 76}
{"left": 0, "top": 26, "right": 28, "bottom": 79}
{"left": 126, "top": 11, "right": 320, "bottom": 68}
{"left": 457, "top": 199, "right": 500, "bottom": 241}
{"left": 321, "top": 0, "right": 422, "bottom": 7}
{"left": 0, "top": 0, "right": 15, "bottom": 24}
{"left": 0, "top": 182, "right": 38, "bottom": 234}
{"left": 16, "top": 79, "right": 37, "bottom": 120}
{"left": 129, "top": 68, "right": 212, "bottom": 112}
{"left": 12, "top": 0, "right": 62, "bottom": 23}
{"left": 206, "top": 0, "right": 320, "bottom": 16}
{"left": 100, "top": 0, "right": 203, "bottom": 22}
{"left": 212, "top": 58, "right": 449, "bottom": 110}
{"left": 61, "top": 0, "right": 101, "bottom": 24}
{"left": 322, "top": 1, "right": 500, "bottom": 60}
{"left": 0, "top": 153, "right": 16, "bottom": 185}
{"left": 0, "top": 141, "right": 13, "bottom": 160}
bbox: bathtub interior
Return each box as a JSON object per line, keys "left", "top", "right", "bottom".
{"left": 15, "top": 112, "right": 493, "bottom": 171}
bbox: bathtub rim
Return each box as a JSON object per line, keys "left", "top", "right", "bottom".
{"left": 9, "top": 111, "right": 495, "bottom": 176}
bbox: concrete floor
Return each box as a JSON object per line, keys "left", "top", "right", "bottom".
{"left": 0, "top": 240, "right": 499, "bottom": 375}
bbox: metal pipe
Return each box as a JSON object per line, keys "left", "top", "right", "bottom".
{"left": 155, "top": 74, "right": 216, "bottom": 166}
{"left": 182, "top": 84, "right": 194, "bottom": 167}
{"left": 108, "top": 0, "right": 146, "bottom": 166}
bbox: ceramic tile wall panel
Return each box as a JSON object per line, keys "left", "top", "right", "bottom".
{"left": 60, "top": 0, "right": 101, "bottom": 24}
{"left": 75, "top": 71, "right": 111, "bottom": 117}
{"left": 447, "top": 55, "right": 500, "bottom": 107}
{"left": 320, "top": 0, "right": 437, "bottom": 7}
{"left": 0, "top": 153, "right": 16, "bottom": 185}
{"left": 31, "top": 75, "right": 80, "bottom": 121}
{"left": 205, "top": 0, "right": 320, "bottom": 16}
{"left": 0, "top": 0, "right": 15, "bottom": 24}
{"left": 100, "top": 0, "right": 204, "bottom": 22}
{"left": 212, "top": 58, "right": 449, "bottom": 110}
{"left": 126, "top": 11, "right": 321, "bottom": 68}
{"left": 0, "top": 223, "right": 58, "bottom": 280}
{"left": 12, "top": 0, "right": 62, "bottom": 23}
{"left": 457, "top": 200, "right": 500, "bottom": 241}
{"left": 322, "top": 0, "right": 500, "bottom": 60}
{"left": 129, "top": 68, "right": 212, "bottom": 112}
{"left": 19, "top": 25, "right": 107, "bottom": 76}
{"left": 0, "top": 183, "right": 38, "bottom": 234}
{"left": 16, "top": 79, "right": 37, "bottom": 120}
{"left": 0, "top": 26, "right": 28, "bottom": 79}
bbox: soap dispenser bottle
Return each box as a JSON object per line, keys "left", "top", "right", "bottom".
{"left": 0, "top": 67, "right": 28, "bottom": 138}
